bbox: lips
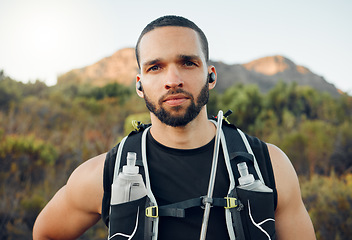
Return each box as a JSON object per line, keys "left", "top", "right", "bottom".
{"left": 162, "top": 94, "right": 190, "bottom": 106}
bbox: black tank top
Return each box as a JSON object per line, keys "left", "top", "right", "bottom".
{"left": 146, "top": 131, "right": 230, "bottom": 240}
{"left": 102, "top": 124, "right": 278, "bottom": 240}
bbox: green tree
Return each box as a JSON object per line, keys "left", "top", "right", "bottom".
{"left": 219, "top": 84, "right": 262, "bottom": 132}
{"left": 300, "top": 120, "right": 336, "bottom": 175}
{"left": 281, "top": 131, "right": 309, "bottom": 176}
{"left": 0, "top": 76, "right": 22, "bottom": 110}
{"left": 329, "top": 121, "right": 352, "bottom": 175}
{"left": 264, "top": 82, "right": 322, "bottom": 122}
{"left": 264, "top": 81, "right": 288, "bottom": 124}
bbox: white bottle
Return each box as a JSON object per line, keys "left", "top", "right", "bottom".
{"left": 111, "top": 152, "right": 147, "bottom": 205}
{"left": 237, "top": 162, "right": 272, "bottom": 193}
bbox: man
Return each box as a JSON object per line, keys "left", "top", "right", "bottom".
{"left": 33, "top": 15, "right": 316, "bottom": 239}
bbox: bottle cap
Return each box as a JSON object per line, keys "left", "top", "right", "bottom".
{"left": 123, "top": 152, "right": 139, "bottom": 175}
{"left": 237, "top": 162, "right": 255, "bottom": 185}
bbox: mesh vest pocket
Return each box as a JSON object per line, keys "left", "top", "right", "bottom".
{"left": 109, "top": 196, "right": 147, "bottom": 240}
{"left": 236, "top": 188, "right": 276, "bottom": 240}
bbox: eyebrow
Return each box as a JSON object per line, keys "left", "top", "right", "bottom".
{"left": 178, "top": 54, "right": 202, "bottom": 62}
{"left": 142, "top": 54, "right": 202, "bottom": 67}
{"left": 142, "top": 58, "right": 162, "bottom": 68}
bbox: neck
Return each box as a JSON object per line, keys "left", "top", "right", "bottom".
{"left": 149, "top": 107, "right": 216, "bottom": 149}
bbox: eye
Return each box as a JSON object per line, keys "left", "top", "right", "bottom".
{"left": 148, "top": 65, "right": 160, "bottom": 72}
{"left": 184, "top": 61, "right": 197, "bottom": 67}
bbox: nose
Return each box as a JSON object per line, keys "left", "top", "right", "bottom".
{"left": 164, "top": 66, "right": 184, "bottom": 90}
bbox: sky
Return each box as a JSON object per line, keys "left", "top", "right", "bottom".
{"left": 0, "top": 0, "right": 351, "bottom": 93}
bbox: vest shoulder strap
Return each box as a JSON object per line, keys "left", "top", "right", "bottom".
{"left": 221, "top": 122, "right": 277, "bottom": 209}
{"left": 101, "top": 130, "right": 146, "bottom": 226}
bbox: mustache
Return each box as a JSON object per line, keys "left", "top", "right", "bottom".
{"left": 158, "top": 88, "right": 194, "bottom": 105}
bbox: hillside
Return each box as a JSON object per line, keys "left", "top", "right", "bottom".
{"left": 211, "top": 55, "right": 339, "bottom": 96}
{"left": 58, "top": 48, "right": 138, "bottom": 87}
{"left": 58, "top": 48, "right": 340, "bottom": 96}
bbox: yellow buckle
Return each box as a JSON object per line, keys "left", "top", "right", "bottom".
{"left": 224, "top": 197, "right": 238, "bottom": 209}
{"left": 132, "top": 120, "right": 140, "bottom": 131}
{"left": 146, "top": 206, "right": 158, "bottom": 218}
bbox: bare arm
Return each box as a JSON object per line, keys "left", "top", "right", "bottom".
{"left": 268, "top": 144, "right": 316, "bottom": 240}
{"left": 33, "top": 153, "right": 106, "bottom": 240}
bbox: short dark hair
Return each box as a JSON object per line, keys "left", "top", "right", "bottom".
{"left": 135, "top": 15, "right": 209, "bottom": 69}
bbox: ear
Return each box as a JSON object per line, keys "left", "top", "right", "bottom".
{"left": 136, "top": 75, "right": 144, "bottom": 98}
{"left": 208, "top": 65, "right": 217, "bottom": 90}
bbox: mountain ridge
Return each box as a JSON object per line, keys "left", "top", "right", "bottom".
{"left": 57, "top": 48, "right": 340, "bottom": 96}
{"left": 58, "top": 48, "right": 139, "bottom": 87}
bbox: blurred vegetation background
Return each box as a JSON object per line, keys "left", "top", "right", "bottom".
{"left": 0, "top": 70, "right": 351, "bottom": 240}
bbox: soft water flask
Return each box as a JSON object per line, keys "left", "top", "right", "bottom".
{"left": 111, "top": 152, "right": 147, "bottom": 205}
{"left": 237, "top": 162, "right": 272, "bottom": 193}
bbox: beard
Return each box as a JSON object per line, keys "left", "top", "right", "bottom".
{"left": 143, "top": 81, "right": 209, "bottom": 127}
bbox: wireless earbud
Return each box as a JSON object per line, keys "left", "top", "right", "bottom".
{"left": 137, "top": 81, "right": 143, "bottom": 91}
{"left": 208, "top": 72, "right": 216, "bottom": 83}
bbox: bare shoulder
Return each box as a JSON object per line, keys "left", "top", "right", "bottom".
{"left": 267, "top": 144, "right": 298, "bottom": 192}
{"left": 267, "top": 143, "right": 316, "bottom": 239}
{"left": 66, "top": 152, "right": 107, "bottom": 214}
{"left": 267, "top": 143, "right": 301, "bottom": 210}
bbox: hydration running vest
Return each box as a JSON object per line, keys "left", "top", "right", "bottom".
{"left": 102, "top": 119, "right": 277, "bottom": 239}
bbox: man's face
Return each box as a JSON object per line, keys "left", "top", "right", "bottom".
{"left": 137, "top": 26, "right": 214, "bottom": 127}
